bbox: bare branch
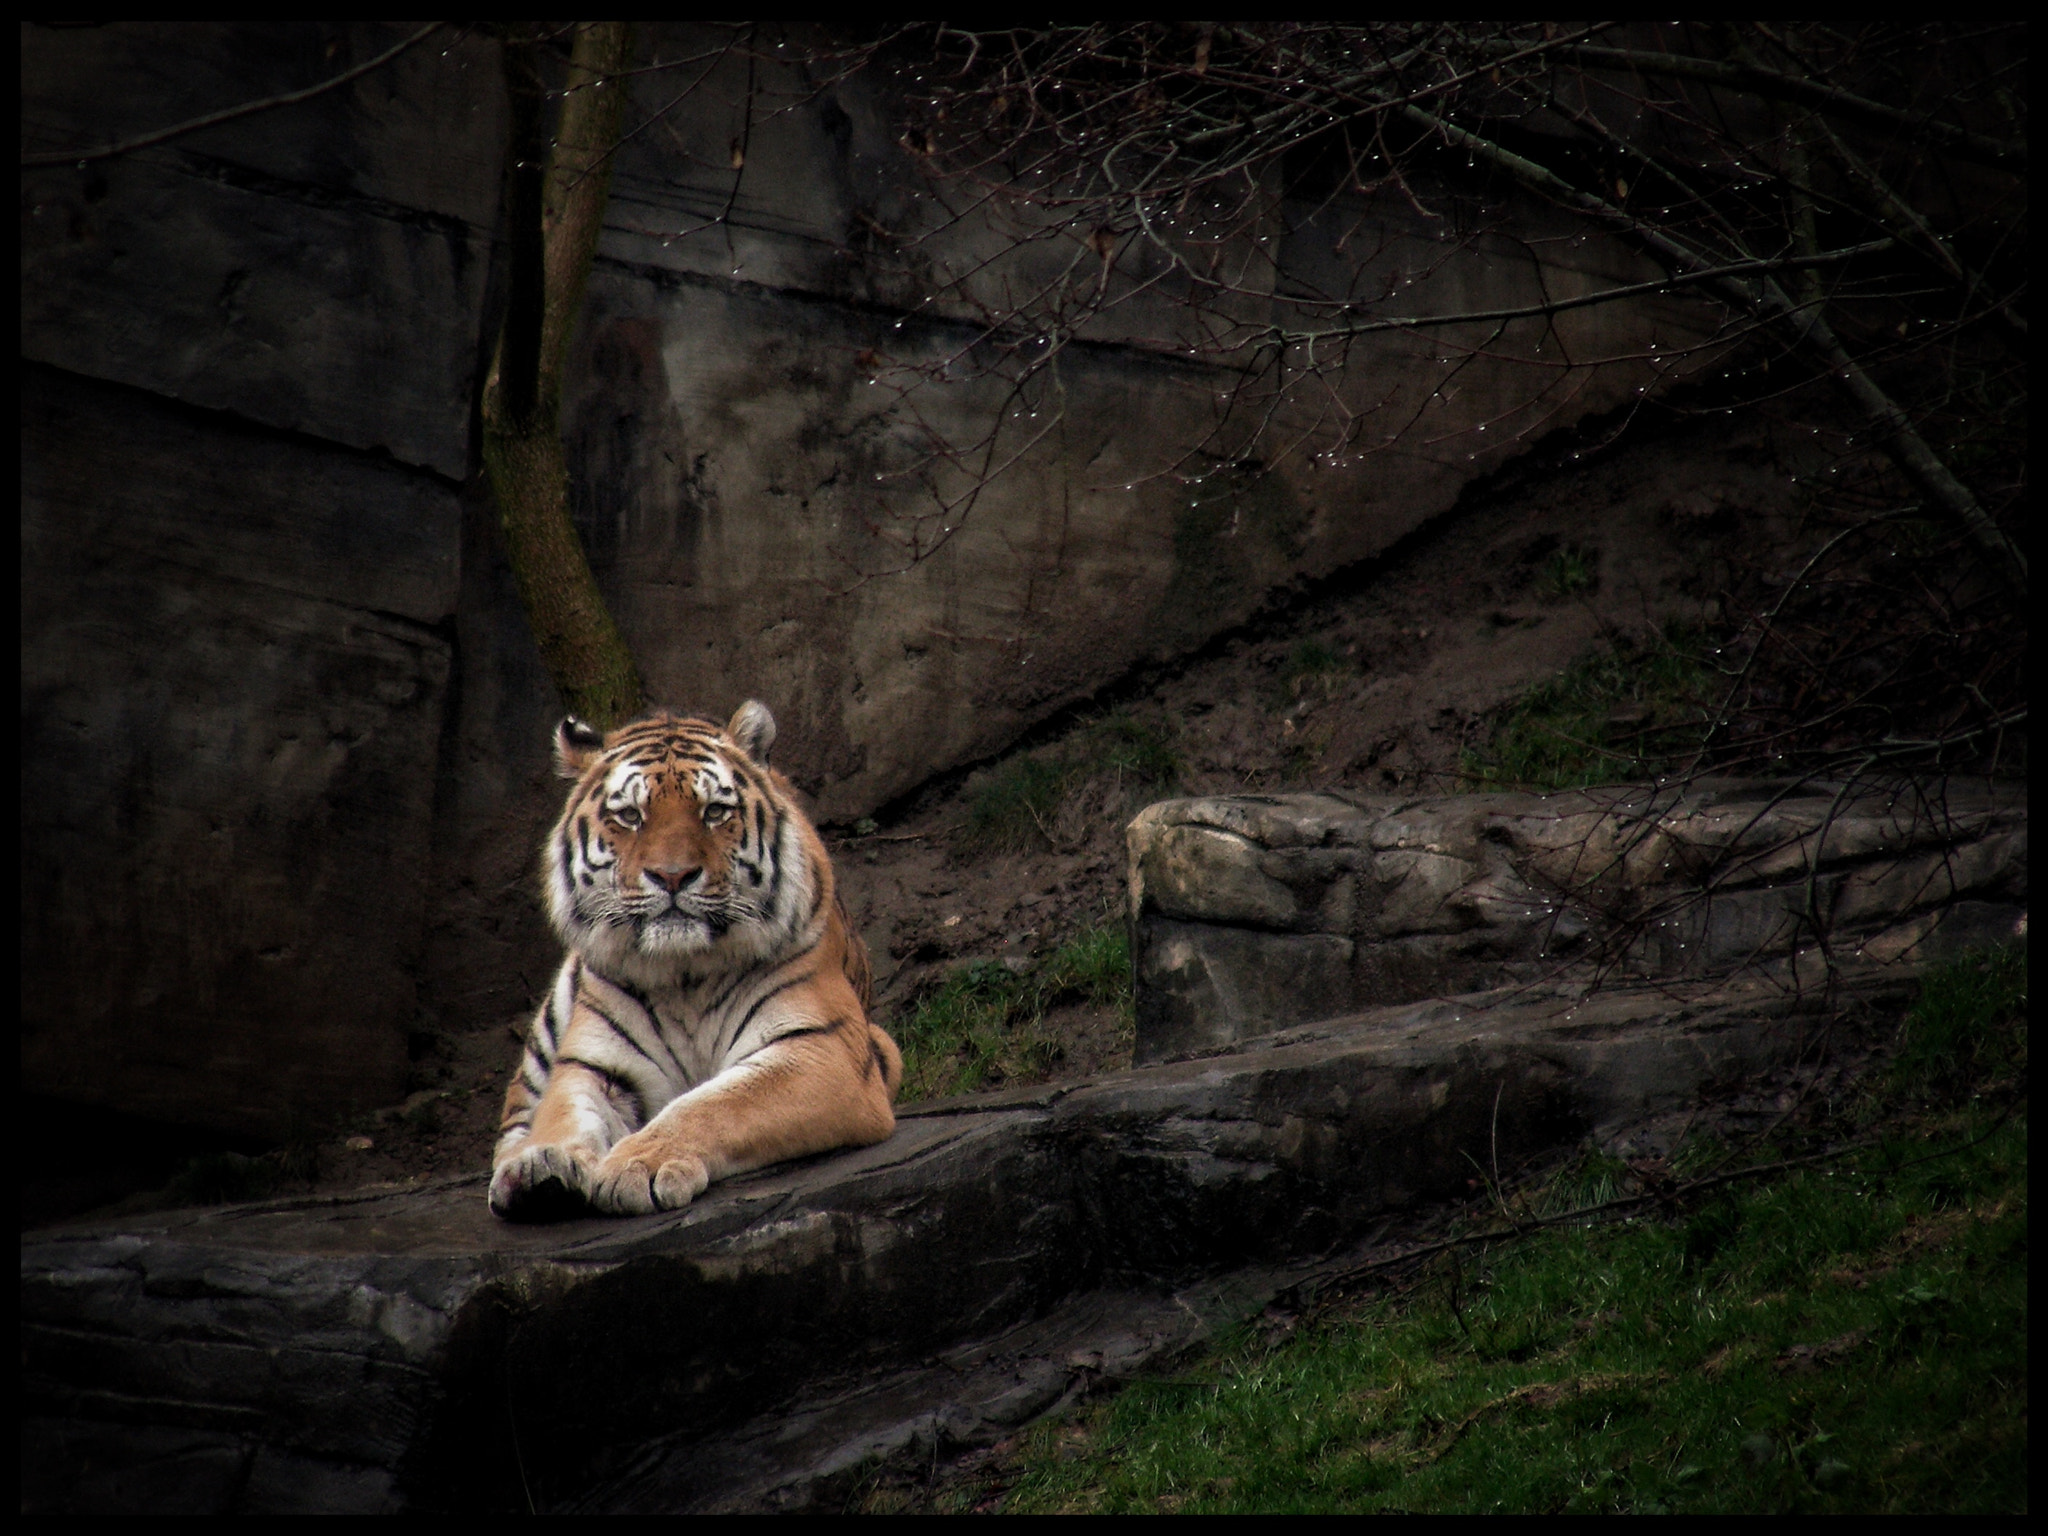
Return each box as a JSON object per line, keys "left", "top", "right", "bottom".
{"left": 1556, "top": 43, "right": 2027, "bottom": 171}
{"left": 1263, "top": 243, "right": 1892, "bottom": 348}
{"left": 20, "top": 24, "right": 447, "bottom": 169}
{"left": 1402, "top": 103, "right": 2026, "bottom": 598}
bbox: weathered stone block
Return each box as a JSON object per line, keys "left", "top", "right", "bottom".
{"left": 1127, "top": 782, "right": 2026, "bottom": 1061}
{"left": 1854, "top": 900, "right": 2027, "bottom": 965}
{"left": 1136, "top": 823, "right": 1304, "bottom": 928}
{"left": 1372, "top": 849, "right": 1485, "bottom": 933}
{"left": 1133, "top": 919, "right": 1355, "bottom": 1064}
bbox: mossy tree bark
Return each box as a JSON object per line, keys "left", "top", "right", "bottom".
{"left": 482, "top": 22, "right": 646, "bottom": 730}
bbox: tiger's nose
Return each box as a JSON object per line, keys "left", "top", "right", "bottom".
{"left": 646, "top": 864, "right": 702, "bottom": 894}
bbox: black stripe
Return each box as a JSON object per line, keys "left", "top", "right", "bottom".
{"left": 720, "top": 968, "right": 817, "bottom": 1057}
{"left": 605, "top": 971, "right": 653, "bottom": 1011}
{"left": 704, "top": 961, "right": 766, "bottom": 1019}
{"left": 519, "top": 1060, "right": 546, "bottom": 1095}
{"left": 776, "top": 1015, "right": 851, "bottom": 1042}
{"left": 538, "top": 997, "right": 560, "bottom": 1053}
{"left": 564, "top": 781, "right": 604, "bottom": 821}
{"left": 591, "top": 971, "right": 690, "bottom": 1080}
{"left": 558, "top": 1056, "right": 646, "bottom": 1122}
{"left": 867, "top": 1037, "right": 885, "bottom": 1080}
{"left": 583, "top": 995, "right": 664, "bottom": 1071}
{"left": 798, "top": 850, "right": 826, "bottom": 928}
{"left": 614, "top": 737, "right": 715, "bottom": 765}
{"left": 763, "top": 807, "right": 794, "bottom": 911}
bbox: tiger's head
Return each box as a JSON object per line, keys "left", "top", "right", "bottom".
{"left": 542, "top": 701, "right": 824, "bottom": 983}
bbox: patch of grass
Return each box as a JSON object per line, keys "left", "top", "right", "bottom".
{"left": 1080, "top": 712, "right": 1182, "bottom": 790}
{"left": 892, "top": 924, "right": 1134, "bottom": 1101}
{"left": 1278, "top": 638, "right": 1350, "bottom": 706}
{"left": 1538, "top": 543, "right": 1598, "bottom": 599}
{"left": 1461, "top": 624, "right": 1721, "bottom": 792}
{"left": 964, "top": 756, "right": 1072, "bottom": 854}
{"left": 164, "top": 1139, "right": 320, "bottom": 1206}
{"left": 954, "top": 948, "right": 2028, "bottom": 1514}
{"left": 963, "top": 713, "right": 1181, "bottom": 853}
{"left": 1885, "top": 943, "right": 2027, "bottom": 1106}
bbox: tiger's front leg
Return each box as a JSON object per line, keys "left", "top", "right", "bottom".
{"left": 488, "top": 1058, "right": 641, "bottom": 1221}
{"left": 588, "top": 1027, "right": 897, "bottom": 1216}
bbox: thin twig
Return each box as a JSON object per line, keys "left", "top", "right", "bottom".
{"left": 21, "top": 24, "right": 448, "bottom": 168}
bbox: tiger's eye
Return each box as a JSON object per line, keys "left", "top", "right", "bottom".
{"left": 611, "top": 805, "right": 643, "bottom": 830}
{"left": 703, "top": 803, "right": 732, "bottom": 827}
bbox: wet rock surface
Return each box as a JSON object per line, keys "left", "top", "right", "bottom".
{"left": 24, "top": 964, "right": 1922, "bottom": 1513}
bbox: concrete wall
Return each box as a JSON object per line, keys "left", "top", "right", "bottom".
{"left": 22, "top": 21, "right": 1723, "bottom": 1139}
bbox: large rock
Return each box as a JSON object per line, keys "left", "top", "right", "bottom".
{"left": 20, "top": 21, "right": 500, "bottom": 1137}
{"left": 19, "top": 367, "right": 457, "bottom": 1138}
{"left": 1127, "top": 782, "right": 2027, "bottom": 1063}
{"left": 22, "top": 969, "right": 1899, "bottom": 1513}
{"left": 20, "top": 21, "right": 504, "bottom": 478}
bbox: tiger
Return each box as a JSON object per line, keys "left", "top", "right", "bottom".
{"left": 488, "top": 700, "right": 902, "bottom": 1220}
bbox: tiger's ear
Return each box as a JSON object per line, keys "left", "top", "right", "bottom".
{"left": 554, "top": 716, "right": 607, "bottom": 779}
{"left": 727, "top": 699, "right": 776, "bottom": 763}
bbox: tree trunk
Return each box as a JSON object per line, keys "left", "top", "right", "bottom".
{"left": 482, "top": 21, "right": 646, "bottom": 729}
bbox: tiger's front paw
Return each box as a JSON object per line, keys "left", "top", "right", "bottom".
{"left": 488, "top": 1140, "right": 599, "bottom": 1221}
{"left": 589, "top": 1142, "right": 711, "bottom": 1216}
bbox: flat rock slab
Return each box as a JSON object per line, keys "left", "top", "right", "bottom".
{"left": 23, "top": 966, "right": 1912, "bottom": 1513}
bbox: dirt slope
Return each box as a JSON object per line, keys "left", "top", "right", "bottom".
{"left": 290, "top": 405, "right": 1826, "bottom": 1197}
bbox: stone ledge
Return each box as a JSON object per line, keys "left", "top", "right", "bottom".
{"left": 1127, "top": 781, "right": 2025, "bottom": 1063}
{"left": 24, "top": 967, "right": 1914, "bottom": 1513}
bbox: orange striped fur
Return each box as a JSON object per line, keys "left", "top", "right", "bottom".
{"left": 488, "top": 701, "right": 900, "bottom": 1220}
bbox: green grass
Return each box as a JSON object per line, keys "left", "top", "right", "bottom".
{"left": 892, "top": 925, "right": 1134, "bottom": 1101}
{"left": 963, "top": 756, "right": 1071, "bottom": 854}
{"left": 1278, "top": 638, "right": 1350, "bottom": 706}
{"left": 963, "top": 713, "right": 1181, "bottom": 853}
{"left": 927, "top": 947, "right": 2028, "bottom": 1514}
{"left": 164, "top": 1140, "right": 320, "bottom": 1205}
{"left": 1538, "top": 543, "right": 1598, "bottom": 599}
{"left": 1885, "top": 942, "right": 2028, "bottom": 1104}
{"left": 1462, "top": 624, "right": 1722, "bottom": 792}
